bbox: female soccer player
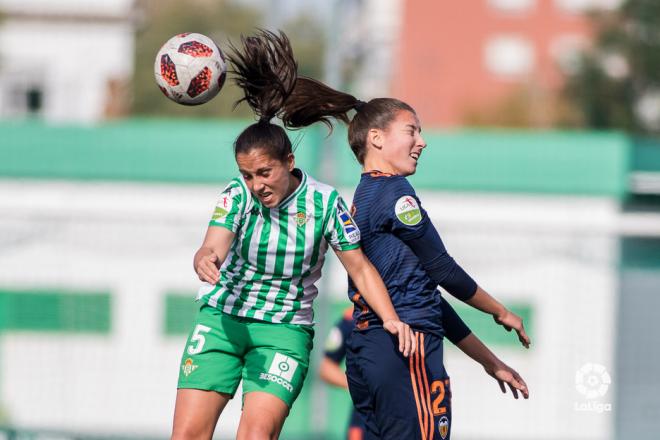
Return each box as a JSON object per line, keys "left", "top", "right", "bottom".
{"left": 321, "top": 300, "right": 529, "bottom": 440}
{"left": 276, "top": 39, "right": 532, "bottom": 440}
{"left": 170, "top": 31, "right": 415, "bottom": 440}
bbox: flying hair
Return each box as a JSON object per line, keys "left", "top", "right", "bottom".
{"left": 228, "top": 29, "right": 297, "bottom": 123}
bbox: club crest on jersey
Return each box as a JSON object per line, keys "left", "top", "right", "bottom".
{"left": 181, "top": 358, "right": 198, "bottom": 377}
{"left": 395, "top": 195, "right": 422, "bottom": 226}
{"left": 439, "top": 416, "right": 449, "bottom": 439}
{"left": 337, "top": 201, "right": 360, "bottom": 242}
{"left": 295, "top": 211, "right": 308, "bottom": 227}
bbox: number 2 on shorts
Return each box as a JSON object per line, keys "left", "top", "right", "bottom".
{"left": 187, "top": 324, "right": 211, "bottom": 355}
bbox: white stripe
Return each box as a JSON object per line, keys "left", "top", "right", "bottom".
{"left": 238, "top": 209, "right": 280, "bottom": 317}
{"left": 256, "top": 200, "right": 299, "bottom": 320}
{"left": 273, "top": 189, "right": 317, "bottom": 322}
{"left": 222, "top": 212, "right": 264, "bottom": 315}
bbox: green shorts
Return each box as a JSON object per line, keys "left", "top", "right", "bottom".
{"left": 177, "top": 304, "right": 314, "bottom": 408}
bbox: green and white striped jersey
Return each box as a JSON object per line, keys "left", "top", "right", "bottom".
{"left": 197, "top": 169, "right": 361, "bottom": 325}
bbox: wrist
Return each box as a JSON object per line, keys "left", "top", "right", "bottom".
{"left": 494, "top": 304, "right": 508, "bottom": 321}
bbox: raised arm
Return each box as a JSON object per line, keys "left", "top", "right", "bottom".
{"left": 334, "top": 247, "right": 416, "bottom": 357}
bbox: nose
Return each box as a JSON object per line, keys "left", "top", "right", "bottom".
{"left": 417, "top": 133, "right": 427, "bottom": 149}
{"left": 253, "top": 178, "right": 266, "bottom": 192}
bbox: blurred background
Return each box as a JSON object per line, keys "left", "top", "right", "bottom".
{"left": 0, "top": 0, "right": 659, "bottom": 438}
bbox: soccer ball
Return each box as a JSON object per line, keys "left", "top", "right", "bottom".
{"left": 154, "top": 33, "right": 227, "bottom": 105}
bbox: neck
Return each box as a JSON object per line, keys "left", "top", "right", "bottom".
{"left": 363, "top": 155, "right": 396, "bottom": 175}
{"left": 286, "top": 169, "right": 301, "bottom": 196}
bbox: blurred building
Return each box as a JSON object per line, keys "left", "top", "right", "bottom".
{"left": 344, "top": 0, "right": 623, "bottom": 127}
{"left": 0, "top": 0, "right": 135, "bottom": 123}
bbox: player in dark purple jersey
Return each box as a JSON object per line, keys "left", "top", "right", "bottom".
{"left": 278, "top": 82, "right": 531, "bottom": 440}
{"left": 321, "top": 300, "right": 528, "bottom": 440}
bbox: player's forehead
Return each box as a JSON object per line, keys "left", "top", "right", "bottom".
{"left": 236, "top": 147, "right": 284, "bottom": 173}
{"left": 389, "top": 110, "right": 421, "bottom": 132}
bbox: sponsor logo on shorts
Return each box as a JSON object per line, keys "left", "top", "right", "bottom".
{"left": 438, "top": 416, "right": 449, "bottom": 439}
{"left": 395, "top": 195, "right": 422, "bottom": 226}
{"left": 181, "top": 358, "right": 198, "bottom": 377}
{"left": 259, "top": 352, "right": 299, "bottom": 393}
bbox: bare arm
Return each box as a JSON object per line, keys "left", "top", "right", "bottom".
{"left": 455, "top": 333, "right": 529, "bottom": 399}
{"left": 193, "top": 226, "right": 236, "bottom": 284}
{"left": 334, "top": 247, "right": 415, "bottom": 357}
{"left": 319, "top": 357, "right": 349, "bottom": 389}
{"left": 465, "top": 286, "right": 530, "bottom": 348}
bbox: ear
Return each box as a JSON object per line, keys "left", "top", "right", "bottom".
{"left": 367, "top": 128, "right": 384, "bottom": 150}
{"left": 286, "top": 153, "right": 296, "bottom": 172}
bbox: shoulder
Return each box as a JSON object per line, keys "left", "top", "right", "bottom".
{"left": 382, "top": 175, "right": 417, "bottom": 197}
{"left": 305, "top": 173, "right": 338, "bottom": 198}
{"left": 217, "top": 176, "right": 252, "bottom": 213}
{"left": 305, "top": 173, "right": 345, "bottom": 208}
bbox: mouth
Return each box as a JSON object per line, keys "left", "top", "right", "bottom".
{"left": 258, "top": 192, "right": 274, "bottom": 203}
{"left": 410, "top": 151, "right": 421, "bottom": 162}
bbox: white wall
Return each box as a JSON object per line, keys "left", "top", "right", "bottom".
{"left": 0, "top": 180, "right": 620, "bottom": 439}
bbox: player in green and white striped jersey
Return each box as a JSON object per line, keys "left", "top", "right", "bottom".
{"left": 197, "top": 169, "right": 360, "bottom": 326}
{"left": 171, "top": 31, "right": 416, "bottom": 440}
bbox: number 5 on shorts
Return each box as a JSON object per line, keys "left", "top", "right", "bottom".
{"left": 187, "top": 324, "right": 211, "bottom": 355}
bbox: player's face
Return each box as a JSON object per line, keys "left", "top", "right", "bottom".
{"left": 379, "top": 110, "right": 426, "bottom": 176}
{"left": 236, "top": 148, "right": 297, "bottom": 208}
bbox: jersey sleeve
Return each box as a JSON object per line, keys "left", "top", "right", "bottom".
{"left": 440, "top": 297, "right": 472, "bottom": 344}
{"left": 208, "top": 178, "right": 247, "bottom": 233}
{"left": 372, "top": 177, "right": 430, "bottom": 240}
{"left": 323, "top": 317, "right": 353, "bottom": 363}
{"left": 377, "top": 177, "right": 477, "bottom": 301}
{"left": 324, "top": 192, "right": 361, "bottom": 251}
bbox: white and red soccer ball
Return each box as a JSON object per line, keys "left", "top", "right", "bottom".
{"left": 154, "top": 33, "right": 227, "bottom": 105}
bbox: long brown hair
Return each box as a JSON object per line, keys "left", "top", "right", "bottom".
{"left": 229, "top": 30, "right": 415, "bottom": 165}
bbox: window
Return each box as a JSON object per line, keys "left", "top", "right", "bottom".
{"left": 554, "top": 0, "right": 622, "bottom": 14}
{"left": 484, "top": 35, "right": 535, "bottom": 77}
{"left": 488, "top": 0, "right": 535, "bottom": 13}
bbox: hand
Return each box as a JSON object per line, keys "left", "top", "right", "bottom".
{"left": 195, "top": 251, "right": 220, "bottom": 284}
{"left": 494, "top": 309, "right": 531, "bottom": 348}
{"left": 383, "top": 319, "right": 416, "bottom": 357}
{"left": 484, "top": 359, "right": 529, "bottom": 399}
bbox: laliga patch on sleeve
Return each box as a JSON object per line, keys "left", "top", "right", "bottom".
{"left": 211, "top": 187, "right": 236, "bottom": 221}
{"left": 395, "top": 195, "right": 422, "bottom": 226}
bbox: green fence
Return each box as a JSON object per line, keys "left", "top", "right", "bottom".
{"left": 0, "top": 120, "right": 637, "bottom": 197}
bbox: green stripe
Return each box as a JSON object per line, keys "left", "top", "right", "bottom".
{"left": 231, "top": 208, "right": 272, "bottom": 315}
{"left": 247, "top": 208, "right": 290, "bottom": 319}
{"left": 262, "top": 206, "right": 292, "bottom": 320}
{"left": 0, "top": 289, "right": 110, "bottom": 333}
{"left": 280, "top": 188, "right": 310, "bottom": 323}
{"left": 298, "top": 190, "right": 327, "bottom": 290}
{"left": 216, "top": 211, "right": 259, "bottom": 309}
